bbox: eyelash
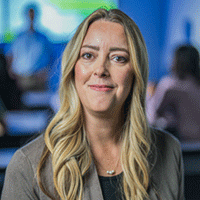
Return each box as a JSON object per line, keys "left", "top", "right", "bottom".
{"left": 80, "top": 52, "right": 129, "bottom": 64}
{"left": 81, "top": 53, "right": 93, "bottom": 60}
{"left": 112, "top": 56, "right": 128, "bottom": 63}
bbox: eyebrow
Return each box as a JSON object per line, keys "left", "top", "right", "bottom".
{"left": 81, "top": 45, "right": 129, "bottom": 54}
{"left": 82, "top": 45, "right": 99, "bottom": 51}
{"left": 109, "top": 47, "right": 129, "bottom": 54}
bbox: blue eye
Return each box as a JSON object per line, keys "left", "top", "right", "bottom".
{"left": 82, "top": 53, "right": 93, "bottom": 59}
{"left": 113, "top": 56, "right": 128, "bottom": 63}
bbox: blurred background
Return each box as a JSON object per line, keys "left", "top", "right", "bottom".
{"left": 0, "top": 0, "right": 200, "bottom": 199}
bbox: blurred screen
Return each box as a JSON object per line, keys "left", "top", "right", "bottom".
{"left": 1, "top": 0, "right": 118, "bottom": 43}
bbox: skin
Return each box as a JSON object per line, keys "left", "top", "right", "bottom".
{"left": 74, "top": 20, "right": 134, "bottom": 176}
{"left": 75, "top": 20, "right": 134, "bottom": 117}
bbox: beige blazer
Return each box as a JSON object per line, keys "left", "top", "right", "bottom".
{"left": 1, "top": 129, "right": 184, "bottom": 200}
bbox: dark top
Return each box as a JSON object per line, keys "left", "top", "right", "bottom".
{"left": 99, "top": 173, "right": 124, "bottom": 200}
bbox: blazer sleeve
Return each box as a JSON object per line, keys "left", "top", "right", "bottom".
{"left": 150, "top": 129, "right": 185, "bottom": 200}
{"left": 1, "top": 149, "right": 39, "bottom": 200}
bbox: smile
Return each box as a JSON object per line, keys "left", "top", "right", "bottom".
{"left": 89, "top": 85, "right": 114, "bottom": 91}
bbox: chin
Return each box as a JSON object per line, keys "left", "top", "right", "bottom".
{"left": 92, "top": 107, "right": 112, "bottom": 113}
{"left": 89, "top": 104, "right": 120, "bottom": 116}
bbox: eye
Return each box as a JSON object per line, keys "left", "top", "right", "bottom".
{"left": 112, "top": 56, "right": 128, "bottom": 63}
{"left": 81, "top": 53, "right": 93, "bottom": 60}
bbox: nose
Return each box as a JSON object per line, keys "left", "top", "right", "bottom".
{"left": 93, "top": 57, "right": 110, "bottom": 77}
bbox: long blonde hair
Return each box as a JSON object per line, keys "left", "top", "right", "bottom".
{"left": 37, "top": 9, "right": 151, "bottom": 200}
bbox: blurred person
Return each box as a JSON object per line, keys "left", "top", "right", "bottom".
{"left": 6, "top": 3, "right": 52, "bottom": 92}
{"left": 1, "top": 9, "right": 184, "bottom": 200}
{"left": 0, "top": 49, "right": 21, "bottom": 110}
{"left": 0, "top": 49, "right": 22, "bottom": 137}
{"left": 147, "top": 45, "right": 200, "bottom": 141}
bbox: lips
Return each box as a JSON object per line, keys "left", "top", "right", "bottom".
{"left": 89, "top": 84, "right": 114, "bottom": 91}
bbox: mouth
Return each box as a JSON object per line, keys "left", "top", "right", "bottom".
{"left": 89, "top": 84, "right": 114, "bottom": 91}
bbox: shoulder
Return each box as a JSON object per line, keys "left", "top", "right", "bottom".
{"left": 7, "top": 134, "right": 45, "bottom": 175}
{"left": 175, "top": 76, "right": 200, "bottom": 90}
{"left": 152, "top": 128, "right": 180, "bottom": 148}
{"left": 13, "top": 31, "right": 28, "bottom": 42}
{"left": 150, "top": 127, "right": 183, "bottom": 173}
{"left": 158, "top": 75, "right": 174, "bottom": 84}
{"left": 149, "top": 128, "right": 184, "bottom": 199}
{"left": 156, "top": 75, "right": 177, "bottom": 91}
{"left": 20, "top": 134, "right": 45, "bottom": 158}
{"left": 151, "top": 128, "right": 182, "bottom": 161}
{"left": 20, "top": 134, "right": 45, "bottom": 154}
{"left": 1, "top": 134, "right": 47, "bottom": 199}
{"left": 35, "top": 31, "right": 49, "bottom": 41}
{"left": 10, "top": 32, "right": 29, "bottom": 50}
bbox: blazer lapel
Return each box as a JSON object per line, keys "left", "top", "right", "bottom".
{"left": 83, "top": 161, "right": 104, "bottom": 200}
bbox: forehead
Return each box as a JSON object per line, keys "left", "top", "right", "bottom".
{"left": 82, "top": 20, "right": 128, "bottom": 48}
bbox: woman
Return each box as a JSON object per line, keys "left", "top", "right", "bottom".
{"left": 1, "top": 9, "right": 184, "bottom": 200}
{"left": 147, "top": 45, "right": 200, "bottom": 141}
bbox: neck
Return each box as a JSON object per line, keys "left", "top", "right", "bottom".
{"left": 29, "top": 22, "right": 35, "bottom": 32}
{"left": 84, "top": 110, "right": 124, "bottom": 146}
{"left": 83, "top": 108, "right": 124, "bottom": 176}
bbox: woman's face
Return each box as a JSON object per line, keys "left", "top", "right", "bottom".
{"left": 75, "top": 20, "right": 134, "bottom": 116}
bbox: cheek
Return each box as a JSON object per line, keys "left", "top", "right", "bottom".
{"left": 123, "top": 76, "right": 134, "bottom": 100}
{"left": 125, "top": 73, "right": 134, "bottom": 87}
{"left": 118, "top": 69, "right": 134, "bottom": 92}
{"left": 74, "top": 64, "right": 86, "bottom": 103}
{"left": 74, "top": 64, "right": 85, "bottom": 101}
{"left": 74, "top": 63, "right": 88, "bottom": 86}
{"left": 74, "top": 63, "right": 82, "bottom": 81}
{"left": 113, "top": 69, "right": 134, "bottom": 105}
